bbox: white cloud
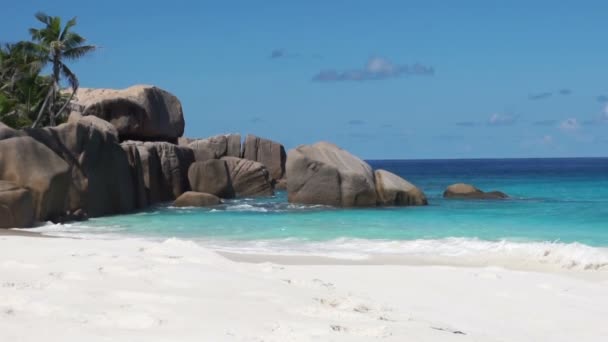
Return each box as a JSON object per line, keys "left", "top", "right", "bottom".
{"left": 312, "top": 57, "right": 434, "bottom": 82}
{"left": 559, "top": 118, "right": 580, "bottom": 132}
{"left": 487, "top": 113, "right": 516, "bottom": 126}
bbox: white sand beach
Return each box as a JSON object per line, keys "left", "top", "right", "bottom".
{"left": 1, "top": 235, "right": 607, "bottom": 342}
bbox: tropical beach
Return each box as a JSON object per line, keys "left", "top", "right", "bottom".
{"left": 2, "top": 2, "right": 608, "bottom": 341}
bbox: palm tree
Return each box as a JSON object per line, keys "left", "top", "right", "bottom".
{"left": 28, "top": 12, "right": 96, "bottom": 127}
{"left": 0, "top": 43, "right": 49, "bottom": 127}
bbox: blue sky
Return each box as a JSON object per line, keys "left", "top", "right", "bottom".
{"left": 3, "top": 1, "right": 608, "bottom": 159}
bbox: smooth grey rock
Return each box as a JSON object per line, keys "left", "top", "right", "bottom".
{"left": 173, "top": 191, "right": 221, "bottom": 207}
{"left": 0, "top": 181, "right": 35, "bottom": 228}
{"left": 131, "top": 142, "right": 163, "bottom": 204}
{"left": 73, "top": 85, "right": 185, "bottom": 142}
{"left": 443, "top": 183, "right": 508, "bottom": 199}
{"left": 188, "top": 133, "right": 241, "bottom": 160}
{"left": 0, "top": 136, "right": 71, "bottom": 221}
{"left": 144, "top": 142, "right": 195, "bottom": 201}
{"left": 26, "top": 118, "right": 137, "bottom": 217}
{"left": 188, "top": 160, "right": 234, "bottom": 198}
{"left": 374, "top": 169, "right": 427, "bottom": 206}
{"left": 286, "top": 142, "right": 377, "bottom": 207}
{"left": 121, "top": 143, "right": 148, "bottom": 208}
{"left": 242, "top": 134, "right": 286, "bottom": 181}
{"left": 222, "top": 157, "right": 274, "bottom": 197}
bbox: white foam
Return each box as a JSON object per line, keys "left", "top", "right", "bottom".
{"left": 21, "top": 223, "right": 608, "bottom": 271}
{"left": 226, "top": 204, "right": 269, "bottom": 212}
{"left": 201, "top": 237, "right": 608, "bottom": 271}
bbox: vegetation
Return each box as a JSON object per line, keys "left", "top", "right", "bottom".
{"left": 0, "top": 12, "right": 95, "bottom": 128}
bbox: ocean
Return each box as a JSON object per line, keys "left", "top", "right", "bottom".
{"left": 33, "top": 158, "right": 608, "bottom": 270}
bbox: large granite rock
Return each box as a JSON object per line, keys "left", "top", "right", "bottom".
{"left": 25, "top": 118, "right": 138, "bottom": 217}
{"left": 121, "top": 141, "right": 194, "bottom": 202}
{"left": 286, "top": 142, "right": 377, "bottom": 207}
{"left": 221, "top": 157, "right": 274, "bottom": 197}
{"left": 144, "top": 142, "right": 194, "bottom": 201}
{"left": 242, "top": 134, "right": 286, "bottom": 181}
{"left": 173, "top": 191, "right": 221, "bottom": 207}
{"left": 374, "top": 170, "right": 427, "bottom": 206}
{"left": 128, "top": 142, "right": 163, "bottom": 204}
{"left": 188, "top": 134, "right": 241, "bottom": 160}
{"left": 0, "top": 122, "right": 19, "bottom": 140}
{"left": 177, "top": 137, "right": 195, "bottom": 146}
{"left": 72, "top": 85, "right": 185, "bottom": 142}
{"left": 0, "top": 181, "right": 35, "bottom": 228}
{"left": 0, "top": 136, "right": 70, "bottom": 221}
{"left": 188, "top": 160, "right": 234, "bottom": 198}
{"left": 121, "top": 143, "right": 148, "bottom": 209}
{"left": 443, "top": 183, "right": 508, "bottom": 199}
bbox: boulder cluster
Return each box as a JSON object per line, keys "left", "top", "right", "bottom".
{"left": 286, "top": 142, "right": 427, "bottom": 207}
{"left": 0, "top": 84, "right": 506, "bottom": 229}
{"left": 0, "top": 85, "right": 287, "bottom": 228}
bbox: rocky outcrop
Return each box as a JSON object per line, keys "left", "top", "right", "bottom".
{"left": 173, "top": 191, "right": 221, "bottom": 207}
{"left": 188, "top": 133, "right": 241, "bottom": 160}
{"left": 144, "top": 142, "right": 194, "bottom": 201}
{"left": 177, "top": 137, "right": 195, "bottom": 146}
{"left": 0, "top": 181, "right": 35, "bottom": 228}
{"left": 72, "top": 85, "right": 185, "bottom": 142}
{"left": 0, "top": 122, "right": 19, "bottom": 140}
{"left": 130, "top": 142, "right": 163, "bottom": 204}
{"left": 286, "top": 142, "right": 377, "bottom": 207}
{"left": 222, "top": 157, "right": 274, "bottom": 197}
{"left": 119, "top": 141, "right": 194, "bottom": 203}
{"left": 242, "top": 134, "right": 286, "bottom": 181}
{"left": 121, "top": 143, "right": 148, "bottom": 209}
{"left": 0, "top": 136, "right": 71, "bottom": 221}
{"left": 443, "top": 183, "right": 508, "bottom": 199}
{"left": 188, "top": 160, "right": 234, "bottom": 198}
{"left": 374, "top": 170, "right": 427, "bottom": 206}
{"left": 26, "top": 118, "right": 138, "bottom": 217}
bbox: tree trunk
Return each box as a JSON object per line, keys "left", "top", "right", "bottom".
{"left": 49, "top": 83, "right": 56, "bottom": 126}
{"left": 31, "top": 85, "right": 53, "bottom": 128}
{"left": 54, "top": 87, "right": 77, "bottom": 121}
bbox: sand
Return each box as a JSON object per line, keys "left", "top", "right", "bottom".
{"left": 1, "top": 235, "right": 607, "bottom": 341}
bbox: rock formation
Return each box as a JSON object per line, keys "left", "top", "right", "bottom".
{"left": 71, "top": 85, "right": 185, "bottom": 142}
{"left": 173, "top": 191, "right": 221, "bottom": 207}
{"left": 0, "top": 181, "right": 35, "bottom": 228}
{"left": 26, "top": 118, "right": 138, "bottom": 217}
{"left": 443, "top": 183, "right": 508, "bottom": 199}
{"left": 188, "top": 160, "right": 234, "bottom": 198}
{"left": 221, "top": 157, "right": 274, "bottom": 197}
{"left": 127, "top": 142, "right": 163, "bottom": 204}
{"left": 374, "top": 170, "right": 427, "bottom": 206}
{"left": 143, "top": 142, "right": 194, "bottom": 201}
{"left": 188, "top": 133, "right": 241, "bottom": 160}
{"left": 242, "top": 134, "right": 286, "bottom": 182}
{"left": 0, "top": 136, "right": 71, "bottom": 221}
{"left": 286, "top": 142, "right": 377, "bottom": 207}
{"left": 121, "top": 143, "right": 148, "bottom": 209}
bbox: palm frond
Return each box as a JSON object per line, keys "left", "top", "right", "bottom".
{"left": 60, "top": 63, "right": 79, "bottom": 90}
{"left": 34, "top": 12, "right": 52, "bottom": 26}
{"left": 63, "top": 45, "right": 96, "bottom": 60}
{"left": 60, "top": 17, "right": 77, "bottom": 41}
{"left": 62, "top": 32, "right": 85, "bottom": 49}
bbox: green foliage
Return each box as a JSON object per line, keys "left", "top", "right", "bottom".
{"left": 0, "top": 12, "right": 95, "bottom": 128}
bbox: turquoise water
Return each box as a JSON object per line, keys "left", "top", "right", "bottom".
{"left": 36, "top": 158, "right": 608, "bottom": 268}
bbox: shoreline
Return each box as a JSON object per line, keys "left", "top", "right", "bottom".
{"left": 219, "top": 251, "right": 608, "bottom": 280}
{"left": 0, "top": 228, "right": 49, "bottom": 238}
{"left": 1, "top": 235, "right": 607, "bottom": 341}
